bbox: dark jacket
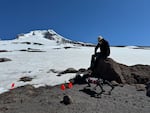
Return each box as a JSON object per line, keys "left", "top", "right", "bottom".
{"left": 95, "top": 39, "right": 110, "bottom": 58}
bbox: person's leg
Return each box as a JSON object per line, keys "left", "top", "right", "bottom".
{"left": 89, "top": 54, "right": 96, "bottom": 70}
{"left": 93, "top": 53, "right": 101, "bottom": 69}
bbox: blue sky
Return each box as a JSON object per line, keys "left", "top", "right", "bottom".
{"left": 0, "top": 0, "right": 150, "bottom": 46}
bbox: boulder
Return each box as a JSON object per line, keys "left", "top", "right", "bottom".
{"left": 93, "top": 58, "right": 150, "bottom": 84}
{"left": 70, "top": 58, "right": 150, "bottom": 85}
{"left": 93, "top": 58, "right": 126, "bottom": 83}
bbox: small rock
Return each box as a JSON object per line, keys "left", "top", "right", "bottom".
{"left": 60, "top": 68, "right": 78, "bottom": 74}
{"left": 64, "top": 46, "right": 72, "bottom": 49}
{"left": 61, "top": 95, "right": 73, "bottom": 105}
{"left": 78, "top": 68, "right": 87, "bottom": 73}
{"left": 21, "top": 42, "right": 31, "bottom": 45}
{"left": 33, "top": 42, "right": 43, "bottom": 45}
{"left": 27, "top": 48, "right": 45, "bottom": 52}
{"left": 133, "top": 103, "right": 136, "bottom": 106}
{"left": 0, "top": 50, "right": 9, "bottom": 52}
{"left": 19, "top": 49, "right": 28, "bottom": 51}
{"left": 111, "top": 81, "right": 119, "bottom": 86}
{"left": 19, "top": 76, "right": 33, "bottom": 82}
{"left": 135, "top": 84, "right": 146, "bottom": 91}
{"left": 0, "top": 107, "right": 8, "bottom": 111}
{"left": 48, "top": 69, "right": 60, "bottom": 73}
{"left": 0, "top": 58, "right": 11, "bottom": 62}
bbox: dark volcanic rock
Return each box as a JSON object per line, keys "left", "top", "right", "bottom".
{"left": 0, "top": 58, "right": 11, "bottom": 62}
{"left": 70, "top": 58, "right": 150, "bottom": 85}
{"left": 61, "top": 95, "right": 73, "bottom": 105}
{"left": 27, "top": 48, "right": 46, "bottom": 52}
{"left": 60, "top": 68, "right": 78, "bottom": 74}
{"left": 135, "top": 84, "right": 146, "bottom": 91}
{"left": 130, "top": 65, "right": 150, "bottom": 84}
{"left": 0, "top": 50, "right": 9, "bottom": 52}
{"left": 19, "top": 76, "right": 33, "bottom": 82}
{"left": 33, "top": 42, "right": 43, "bottom": 45}
{"left": 93, "top": 58, "right": 126, "bottom": 83}
{"left": 57, "top": 68, "right": 78, "bottom": 76}
{"left": 21, "top": 42, "right": 31, "bottom": 45}
{"left": 93, "top": 58, "right": 150, "bottom": 84}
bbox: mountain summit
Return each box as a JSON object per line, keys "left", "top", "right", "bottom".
{"left": 16, "top": 29, "right": 94, "bottom": 47}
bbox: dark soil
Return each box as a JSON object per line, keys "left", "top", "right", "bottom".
{"left": 0, "top": 84, "right": 150, "bottom": 113}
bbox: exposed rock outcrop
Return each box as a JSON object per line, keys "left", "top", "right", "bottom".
{"left": 93, "top": 58, "right": 150, "bottom": 84}
{"left": 70, "top": 58, "right": 150, "bottom": 85}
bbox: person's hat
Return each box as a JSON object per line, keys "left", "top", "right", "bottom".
{"left": 98, "top": 36, "right": 103, "bottom": 42}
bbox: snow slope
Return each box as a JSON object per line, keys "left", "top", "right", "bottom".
{"left": 0, "top": 30, "right": 150, "bottom": 94}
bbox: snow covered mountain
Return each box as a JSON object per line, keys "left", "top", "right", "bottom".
{"left": 16, "top": 29, "right": 94, "bottom": 47}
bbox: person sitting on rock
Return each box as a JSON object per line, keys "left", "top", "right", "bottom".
{"left": 89, "top": 36, "right": 110, "bottom": 71}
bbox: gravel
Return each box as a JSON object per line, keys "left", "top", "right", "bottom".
{"left": 0, "top": 84, "right": 150, "bottom": 113}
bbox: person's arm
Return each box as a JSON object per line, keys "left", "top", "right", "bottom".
{"left": 95, "top": 43, "right": 99, "bottom": 54}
